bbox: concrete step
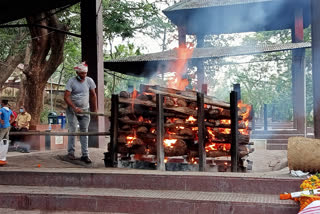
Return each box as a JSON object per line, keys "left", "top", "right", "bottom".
{"left": 0, "top": 208, "right": 121, "bottom": 213}
{"left": 251, "top": 134, "right": 304, "bottom": 140}
{"left": 0, "top": 185, "right": 299, "bottom": 214}
{"left": 266, "top": 139, "right": 289, "bottom": 150}
{"left": 252, "top": 130, "right": 302, "bottom": 135}
{"left": 0, "top": 169, "right": 303, "bottom": 195}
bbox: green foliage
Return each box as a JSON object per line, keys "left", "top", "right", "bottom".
{"left": 40, "top": 106, "right": 50, "bottom": 124}
{"left": 0, "top": 20, "right": 29, "bottom": 61}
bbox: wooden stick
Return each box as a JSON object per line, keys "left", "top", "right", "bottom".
{"left": 79, "top": 111, "right": 109, "bottom": 117}
{"left": 10, "top": 131, "right": 110, "bottom": 136}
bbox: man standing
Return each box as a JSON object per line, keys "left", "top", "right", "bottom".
{"left": 64, "top": 62, "right": 97, "bottom": 164}
{"left": 0, "top": 100, "right": 14, "bottom": 166}
{"left": 0, "top": 100, "right": 14, "bottom": 141}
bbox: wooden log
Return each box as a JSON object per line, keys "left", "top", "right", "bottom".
{"left": 163, "top": 139, "right": 187, "bottom": 156}
{"left": 117, "top": 143, "right": 147, "bottom": 155}
{"left": 119, "top": 107, "right": 188, "bottom": 119}
{"left": 164, "top": 96, "right": 175, "bottom": 107}
{"left": 120, "top": 91, "right": 130, "bottom": 98}
{"left": 188, "top": 102, "right": 197, "bottom": 109}
{"left": 120, "top": 125, "right": 131, "bottom": 131}
{"left": 179, "top": 128, "right": 194, "bottom": 136}
{"left": 147, "top": 88, "right": 230, "bottom": 109}
{"left": 177, "top": 98, "right": 188, "bottom": 107}
{"left": 118, "top": 118, "right": 155, "bottom": 127}
{"left": 136, "top": 126, "right": 148, "bottom": 134}
{"left": 119, "top": 98, "right": 198, "bottom": 116}
{"left": 137, "top": 94, "right": 149, "bottom": 101}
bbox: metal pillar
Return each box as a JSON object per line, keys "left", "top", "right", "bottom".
{"left": 312, "top": 0, "right": 320, "bottom": 139}
{"left": 230, "top": 91, "right": 239, "bottom": 172}
{"left": 196, "top": 34, "right": 205, "bottom": 91}
{"left": 291, "top": 7, "right": 306, "bottom": 135}
{"left": 178, "top": 26, "right": 186, "bottom": 47}
{"left": 108, "top": 94, "right": 118, "bottom": 167}
{"left": 233, "top": 83, "right": 241, "bottom": 101}
{"left": 156, "top": 94, "right": 165, "bottom": 171}
{"left": 81, "top": 0, "right": 105, "bottom": 147}
{"left": 197, "top": 92, "right": 206, "bottom": 172}
{"left": 264, "top": 104, "right": 268, "bottom": 131}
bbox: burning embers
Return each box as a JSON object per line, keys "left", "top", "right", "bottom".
{"left": 114, "top": 84, "right": 253, "bottom": 171}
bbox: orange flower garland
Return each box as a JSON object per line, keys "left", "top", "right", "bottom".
{"left": 296, "top": 174, "right": 320, "bottom": 211}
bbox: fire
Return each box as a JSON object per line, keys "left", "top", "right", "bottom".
{"left": 138, "top": 116, "right": 144, "bottom": 122}
{"left": 220, "top": 120, "right": 231, "bottom": 125}
{"left": 205, "top": 143, "right": 217, "bottom": 152}
{"left": 191, "top": 157, "right": 197, "bottom": 164}
{"left": 238, "top": 100, "right": 252, "bottom": 121}
{"left": 176, "top": 126, "right": 185, "bottom": 130}
{"left": 219, "top": 128, "right": 231, "bottom": 134}
{"left": 186, "top": 115, "right": 197, "bottom": 124}
{"left": 164, "top": 157, "right": 168, "bottom": 163}
{"left": 238, "top": 100, "right": 252, "bottom": 136}
{"left": 131, "top": 89, "right": 138, "bottom": 111}
{"left": 150, "top": 128, "right": 156, "bottom": 134}
{"left": 207, "top": 128, "right": 216, "bottom": 140}
{"left": 126, "top": 135, "right": 136, "bottom": 147}
{"left": 163, "top": 139, "right": 177, "bottom": 148}
{"left": 205, "top": 143, "right": 231, "bottom": 152}
{"left": 167, "top": 43, "right": 194, "bottom": 90}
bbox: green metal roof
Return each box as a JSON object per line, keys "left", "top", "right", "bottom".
{"left": 104, "top": 42, "right": 311, "bottom": 77}
{"left": 164, "top": 0, "right": 274, "bottom": 12}
{"left": 163, "top": 0, "right": 311, "bottom": 35}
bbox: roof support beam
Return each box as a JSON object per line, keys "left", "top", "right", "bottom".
{"left": 81, "top": 0, "right": 105, "bottom": 147}
{"left": 291, "top": 7, "right": 306, "bottom": 135}
{"left": 196, "top": 34, "right": 205, "bottom": 92}
{"left": 312, "top": 0, "right": 320, "bottom": 139}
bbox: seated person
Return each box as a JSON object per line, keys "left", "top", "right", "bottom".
{"left": 9, "top": 104, "right": 17, "bottom": 128}
{"left": 13, "top": 106, "right": 31, "bottom": 132}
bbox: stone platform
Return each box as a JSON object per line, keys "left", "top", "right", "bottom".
{"left": 0, "top": 168, "right": 302, "bottom": 213}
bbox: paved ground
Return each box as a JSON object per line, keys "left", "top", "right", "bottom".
{"left": 3, "top": 139, "right": 289, "bottom": 176}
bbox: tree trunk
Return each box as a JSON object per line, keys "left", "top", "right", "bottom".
{"left": 24, "top": 12, "right": 67, "bottom": 125}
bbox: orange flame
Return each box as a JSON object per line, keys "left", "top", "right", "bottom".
{"left": 150, "top": 128, "right": 156, "bottom": 134}
{"left": 186, "top": 115, "right": 197, "bottom": 124}
{"left": 167, "top": 43, "right": 194, "bottom": 90}
{"left": 163, "top": 139, "right": 177, "bottom": 148}
{"left": 126, "top": 135, "right": 136, "bottom": 147}
{"left": 238, "top": 100, "right": 252, "bottom": 135}
{"left": 191, "top": 157, "right": 197, "bottom": 164}
{"left": 220, "top": 120, "right": 231, "bottom": 125}
{"left": 205, "top": 143, "right": 231, "bottom": 152}
{"left": 207, "top": 128, "right": 216, "bottom": 140}
{"left": 138, "top": 116, "right": 144, "bottom": 122}
{"left": 192, "top": 127, "right": 198, "bottom": 131}
{"left": 176, "top": 126, "right": 185, "bottom": 130}
{"left": 238, "top": 101, "right": 252, "bottom": 121}
{"left": 219, "top": 128, "right": 231, "bottom": 134}
{"left": 131, "top": 89, "right": 138, "bottom": 112}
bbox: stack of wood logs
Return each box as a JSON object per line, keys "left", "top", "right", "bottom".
{"left": 114, "top": 84, "right": 253, "bottom": 169}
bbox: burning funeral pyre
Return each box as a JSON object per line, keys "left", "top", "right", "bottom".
{"left": 108, "top": 84, "right": 254, "bottom": 172}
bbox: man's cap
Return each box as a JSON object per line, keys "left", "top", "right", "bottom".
{"left": 74, "top": 62, "right": 88, "bottom": 73}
